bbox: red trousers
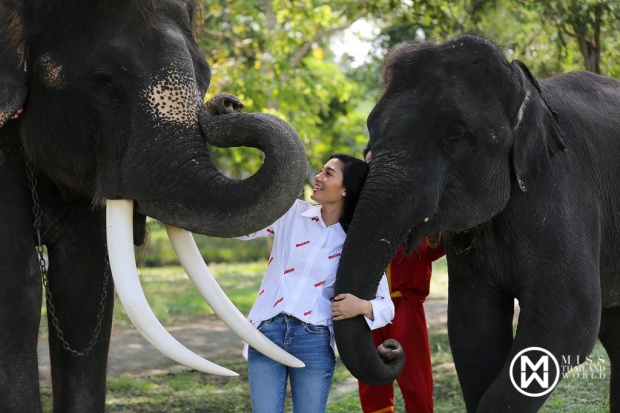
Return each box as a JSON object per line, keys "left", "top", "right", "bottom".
{"left": 358, "top": 295, "right": 433, "bottom": 413}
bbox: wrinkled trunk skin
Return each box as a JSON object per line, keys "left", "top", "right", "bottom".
{"left": 125, "top": 108, "right": 308, "bottom": 237}
{"left": 334, "top": 160, "right": 440, "bottom": 385}
{"left": 334, "top": 197, "right": 407, "bottom": 385}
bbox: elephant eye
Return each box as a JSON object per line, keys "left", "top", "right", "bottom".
{"left": 444, "top": 132, "right": 473, "bottom": 160}
{"left": 91, "top": 70, "right": 116, "bottom": 87}
{"left": 88, "top": 69, "right": 121, "bottom": 105}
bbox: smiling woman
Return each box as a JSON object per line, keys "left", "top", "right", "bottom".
{"left": 311, "top": 157, "right": 347, "bottom": 226}
{"left": 234, "top": 153, "right": 395, "bottom": 413}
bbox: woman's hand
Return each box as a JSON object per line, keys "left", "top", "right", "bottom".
{"left": 331, "top": 293, "right": 374, "bottom": 321}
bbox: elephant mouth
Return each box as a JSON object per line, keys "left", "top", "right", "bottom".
{"left": 402, "top": 217, "right": 431, "bottom": 253}
{"left": 106, "top": 199, "right": 304, "bottom": 375}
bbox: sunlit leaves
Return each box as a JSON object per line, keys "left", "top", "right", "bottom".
{"left": 517, "top": 0, "right": 620, "bottom": 74}
{"left": 197, "top": 0, "right": 374, "bottom": 177}
{"left": 195, "top": 1, "right": 620, "bottom": 178}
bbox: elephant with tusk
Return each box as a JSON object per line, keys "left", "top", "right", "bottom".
{"left": 0, "top": 0, "right": 307, "bottom": 411}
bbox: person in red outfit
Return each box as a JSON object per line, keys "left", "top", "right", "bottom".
{"left": 359, "top": 146, "right": 445, "bottom": 413}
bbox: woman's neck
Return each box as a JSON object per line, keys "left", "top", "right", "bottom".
{"left": 320, "top": 203, "right": 344, "bottom": 227}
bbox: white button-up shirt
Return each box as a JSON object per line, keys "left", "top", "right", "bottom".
{"left": 240, "top": 200, "right": 394, "bottom": 346}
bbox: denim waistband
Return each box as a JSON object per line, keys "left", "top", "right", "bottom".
{"left": 266, "top": 312, "right": 330, "bottom": 328}
{"left": 269, "top": 312, "right": 300, "bottom": 323}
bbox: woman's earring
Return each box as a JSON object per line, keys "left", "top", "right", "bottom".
{"left": 342, "top": 192, "right": 346, "bottom": 197}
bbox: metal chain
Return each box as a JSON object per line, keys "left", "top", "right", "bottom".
{"left": 26, "top": 158, "right": 110, "bottom": 357}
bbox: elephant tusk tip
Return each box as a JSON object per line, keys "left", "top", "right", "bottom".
{"left": 165, "top": 223, "right": 307, "bottom": 369}
{"left": 106, "top": 200, "right": 242, "bottom": 377}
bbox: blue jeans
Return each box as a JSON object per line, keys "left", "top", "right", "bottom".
{"left": 248, "top": 313, "right": 336, "bottom": 413}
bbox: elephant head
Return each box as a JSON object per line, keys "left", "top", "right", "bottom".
{"left": 1, "top": 0, "right": 307, "bottom": 234}
{"left": 333, "top": 35, "right": 565, "bottom": 385}
{"left": 0, "top": 0, "right": 307, "bottom": 386}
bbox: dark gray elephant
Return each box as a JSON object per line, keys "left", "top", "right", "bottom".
{"left": 0, "top": 0, "right": 307, "bottom": 412}
{"left": 334, "top": 35, "right": 620, "bottom": 412}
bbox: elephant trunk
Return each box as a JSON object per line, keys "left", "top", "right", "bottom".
{"left": 333, "top": 165, "right": 439, "bottom": 385}
{"left": 335, "top": 318, "right": 405, "bottom": 386}
{"left": 334, "top": 197, "right": 407, "bottom": 386}
{"left": 129, "top": 105, "right": 307, "bottom": 237}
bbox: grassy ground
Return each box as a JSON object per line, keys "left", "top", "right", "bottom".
{"left": 43, "top": 259, "right": 611, "bottom": 412}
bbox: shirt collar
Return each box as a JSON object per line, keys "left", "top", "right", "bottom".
{"left": 301, "top": 204, "right": 346, "bottom": 236}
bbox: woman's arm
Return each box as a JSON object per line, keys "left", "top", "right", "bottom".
{"left": 331, "top": 293, "right": 373, "bottom": 321}
{"left": 331, "top": 274, "right": 395, "bottom": 329}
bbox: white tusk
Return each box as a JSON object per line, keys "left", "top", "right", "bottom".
{"left": 105, "top": 199, "right": 238, "bottom": 376}
{"left": 166, "top": 225, "right": 305, "bottom": 369}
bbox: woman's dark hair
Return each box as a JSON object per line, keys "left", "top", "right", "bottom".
{"left": 362, "top": 142, "right": 371, "bottom": 159}
{"left": 329, "top": 153, "right": 369, "bottom": 233}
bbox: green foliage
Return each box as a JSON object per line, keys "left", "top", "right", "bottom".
{"left": 522, "top": 0, "right": 620, "bottom": 74}
{"left": 110, "top": 262, "right": 266, "bottom": 328}
{"left": 430, "top": 326, "right": 467, "bottom": 412}
{"left": 193, "top": 1, "right": 620, "bottom": 180}
{"left": 106, "top": 369, "right": 253, "bottom": 412}
{"left": 369, "top": 0, "right": 620, "bottom": 76}
{"left": 198, "top": 0, "right": 376, "bottom": 172}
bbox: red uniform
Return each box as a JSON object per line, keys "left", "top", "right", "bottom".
{"left": 358, "top": 236, "right": 445, "bottom": 413}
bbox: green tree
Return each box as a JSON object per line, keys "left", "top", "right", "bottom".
{"left": 197, "top": 0, "right": 389, "bottom": 177}
{"left": 523, "top": 0, "right": 620, "bottom": 75}
{"left": 355, "top": 1, "right": 620, "bottom": 78}
{"left": 194, "top": 0, "right": 620, "bottom": 180}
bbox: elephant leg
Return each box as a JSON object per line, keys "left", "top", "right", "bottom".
{"left": 447, "top": 280, "right": 515, "bottom": 413}
{"left": 0, "top": 139, "right": 43, "bottom": 412}
{"left": 599, "top": 306, "right": 620, "bottom": 413}
{"left": 45, "top": 203, "right": 113, "bottom": 413}
{"left": 475, "top": 284, "right": 600, "bottom": 413}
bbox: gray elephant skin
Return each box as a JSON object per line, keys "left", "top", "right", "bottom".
{"left": 0, "top": 0, "right": 307, "bottom": 412}
{"left": 333, "top": 35, "right": 620, "bottom": 412}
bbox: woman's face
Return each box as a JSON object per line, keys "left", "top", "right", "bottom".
{"left": 311, "top": 158, "right": 346, "bottom": 206}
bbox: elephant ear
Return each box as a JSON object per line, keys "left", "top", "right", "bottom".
{"left": 0, "top": 4, "right": 28, "bottom": 129}
{"left": 509, "top": 59, "right": 565, "bottom": 192}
